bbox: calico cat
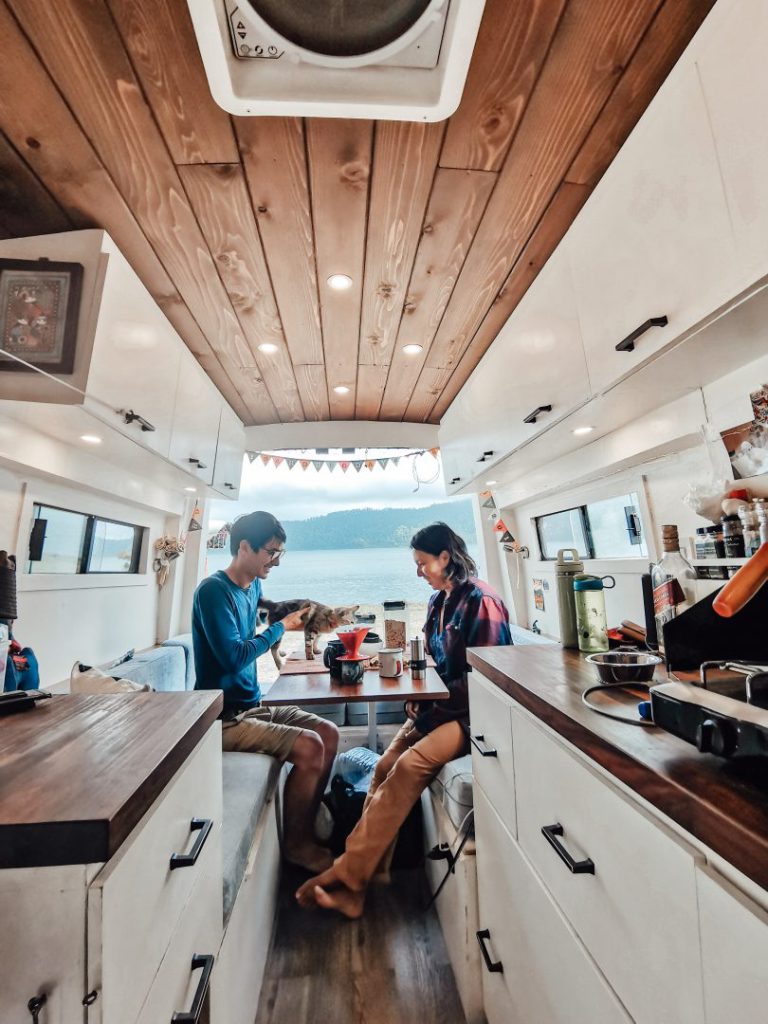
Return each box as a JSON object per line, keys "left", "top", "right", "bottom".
{"left": 258, "top": 598, "right": 359, "bottom": 667}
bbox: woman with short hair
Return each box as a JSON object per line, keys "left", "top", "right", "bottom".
{"left": 297, "top": 522, "right": 512, "bottom": 918}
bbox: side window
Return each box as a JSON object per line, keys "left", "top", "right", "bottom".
{"left": 535, "top": 493, "right": 646, "bottom": 560}
{"left": 28, "top": 504, "right": 145, "bottom": 574}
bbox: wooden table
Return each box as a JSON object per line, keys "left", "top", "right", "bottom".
{"left": 262, "top": 667, "right": 448, "bottom": 749}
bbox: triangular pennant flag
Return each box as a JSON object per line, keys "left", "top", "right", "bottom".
{"left": 429, "top": 447, "right": 439, "bottom": 458}
{"left": 352, "top": 461, "right": 364, "bottom": 473}
{"left": 391, "top": 456, "right": 400, "bottom": 466}
{"left": 286, "top": 458, "right": 297, "bottom": 470}
{"left": 187, "top": 503, "right": 203, "bottom": 532}
{"left": 312, "top": 460, "right": 324, "bottom": 471}
{"left": 499, "top": 530, "right": 515, "bottom": 544}
{"left": 327, "top": 461, "right": 336, "bottom": 473}
{"left": 247, "top": 451, "right": 257, "bottom": 463}
{"left": 272, "top": 456, "right": 284, "bottom": 468}
{"left": 377, "top": 458, "right": 389, "bottom": 470}
{"left": 493, "top": 518, "right": 508, "bottom": 534}
{"left": 481, "top": 496, "right": 496, "bottom": 509}
{"left": 339, "top": 461, "right": 350, "bottom": 473}
{"left": 365, "top": 459, "right": 376, "bottom": 471}
{"left": 300, "top": 459, "right": 310, "bottom": 471}
{"left": 260, "top": 453, "right": 271, "bottom": 466}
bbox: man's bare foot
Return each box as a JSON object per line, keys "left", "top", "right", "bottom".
{"left": 284, "top": 843, "right": 333, "bottom": 874}
{"left": 314, "top": 884, "right": 365, "bottom": 919}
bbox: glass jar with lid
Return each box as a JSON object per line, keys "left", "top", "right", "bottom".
{"left": 753, "top": 498, "right": 768, "bottom": 546}
{"left": 738, "top": 503, "right": 761, "bottom": 557}
{"left": 721, "top": 514, "right": 746, "bottom": 558}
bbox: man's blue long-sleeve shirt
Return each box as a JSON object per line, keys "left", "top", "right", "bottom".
{"left": 192, "top": 570, "right": 284, "bottom": 713}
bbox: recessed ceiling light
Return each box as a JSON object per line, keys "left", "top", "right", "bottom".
{"left": 486, "top": 480, "right": 497, "bottom": 486}
{"left": 184, "top": 487, "right": 196, "bottom": 492}
{"left": 80, "top": 434, "right": 102, "bottom": 445}
{"left": 258, "top": 342, "right": 279, "bottom": 354}
{"left": 573, "top": 426, "right": 595, "bottom": 436}
{"left": 333, "top": 385, "right": 351, "bottom": 395}
{"left": 327, "top": 274, "right": 353, "bottom": 291}
{"left": 402, "top": 343, "right": 423, "bottom": 355}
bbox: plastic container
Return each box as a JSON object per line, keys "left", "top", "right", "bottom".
{"left": 555, "top": 548, "right": 584, "bottom": 649}
{"left": 573, "top": 574, "right": 615, "bottom": 654}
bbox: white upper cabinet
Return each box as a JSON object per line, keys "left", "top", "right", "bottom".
{"left": 84, "top": 245, "right": 181, "bottom": 459}
{"left": 212, "top": 403, "right": 245, "bottom": 499}
{"left": 567, "top": 58, "right": 738, "bottom": 395}
{"left": 695, "top": 0, "right": 768, "bottom": 288}
{"left": 439, "top": 248, "right": 589, "bottom": 493}
{"left": 168, "top": 357, "right": 221, "bottom": 486}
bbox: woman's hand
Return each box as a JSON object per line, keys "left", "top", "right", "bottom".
{"left": 281, "top": 606, "right": 312, "bottom": 631}
{"left": 405, "top": 700, "right": 420, "bottom": 721}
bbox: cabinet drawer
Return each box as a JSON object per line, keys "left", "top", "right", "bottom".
{"left": 513, "top": 710, "right": 704, "bottom": 1024}
{"left": 697, "top": 864, "right": 768, "bottom": 1024}
{"left": 468, "top": 673, "right": 516, "bottom": 837}
{"left": 87, "top": 727, "right": 222, "bottom": 1024}
{"left": 133, "top": 860, "right": 221, "bottom": 1024}
{"left": 475, "top": 787, "right": 630, "bottom": 1024}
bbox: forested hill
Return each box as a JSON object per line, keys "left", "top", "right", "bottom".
{"left": 281, "top": 501, "right": 476, "bottom": 550}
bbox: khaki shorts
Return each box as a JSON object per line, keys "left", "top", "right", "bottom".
{"left": 221, "top": 704, "right": 328, "bottom": 762}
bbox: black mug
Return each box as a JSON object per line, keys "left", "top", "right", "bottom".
{"left": 323, "top": 639, "right": 346, "bottom": 679}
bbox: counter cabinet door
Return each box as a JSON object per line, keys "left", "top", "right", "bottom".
{"left": 468, "top": 672, "right": 516, "bottom": 838}
{"left": 474, "top": 787, "right": 631, "bottom": 1024}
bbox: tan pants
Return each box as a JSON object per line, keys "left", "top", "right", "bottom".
{"left": 333, "top": 719, "right": 467, "bottom": 891}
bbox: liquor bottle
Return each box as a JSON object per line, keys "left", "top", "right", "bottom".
{"left": 651, "top": 524, "right": 696, "bottom": 652}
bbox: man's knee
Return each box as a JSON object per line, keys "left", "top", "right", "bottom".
{"left": 290, "top": 730, "right": 325, "bottom": 772}
{"left": 314, "top": 718, "right": 339, "bottom": 757}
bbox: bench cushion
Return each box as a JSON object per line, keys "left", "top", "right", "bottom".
{"left": 160, "top": 633, "right": 195, "bottom": 689}
{"left": 221, "top": 751, "right": 281, "bottom": 924}
{"left": 109, "top": 646, "right": 186, "bottom": 691}
{"left": 428, "top": 754, "right": 474, "bottom": 831}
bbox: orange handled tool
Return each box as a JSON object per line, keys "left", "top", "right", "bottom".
{"left": 713, "top": 542, "right": 768, "bottom": 618}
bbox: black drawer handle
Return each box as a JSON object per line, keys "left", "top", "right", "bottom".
{"left": 541, "top": 822, "right": 595, "bottom": 874}
{"left": 188, "top": 458, "right": 208, "bottom": 470}
{"left": 523, "top": 404, "right": 552, "bottom": 424}
{"left": 170, "top": 818, "right": 213, "bottom": 869}
{"left": 476, "top": 929, "right": 503, "bottom": 974}
{"left": 122, "top": 409, "right": 156, "bottom": 432}
{"left": 171, "top": 954, "right": 214, "bottom": 1023}
{"left": 470, "top": 734, "right": 498, "bottom": 758}
{"left": 615, "top": 315, "right": 668, "bottom": 353}
{"left": 224, "top": 482, "right": 236, "bottom": 489}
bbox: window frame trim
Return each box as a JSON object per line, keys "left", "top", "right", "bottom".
{"left": 28, "top": 501, "right": 145, "bottom": 576}
{"left": 534, "top": 494, "right": 645, "bottom": 562}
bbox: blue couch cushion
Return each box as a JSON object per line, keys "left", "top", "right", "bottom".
{"left": 160, "top": 633, "right": 195, "bottom": 689}
{"left": 221, "top": 751, "right": 282, "bottom": 924}
{"left": 428, "top": 754, "right": 474, "bottom": 831}
{"left": 110, "top": 646, "right": 186, "bottom": 691}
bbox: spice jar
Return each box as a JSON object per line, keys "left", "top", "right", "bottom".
{"left": 738, "top": 503, "right": 761, "bottom": 557}
{"left": 753, "top": 498, "right": 768, "bottom": 547}
{"left": 721, "top": 514, "right": 746, "bottom": 558}
{"left": 709, "top": 523, "right": 726, "bottom": 558}
{"left": 694, "top": 527, "right": 709, "bottom": 559}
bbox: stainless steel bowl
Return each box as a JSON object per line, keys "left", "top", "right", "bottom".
{"left": 585, "top": 650, "right": 662, "bottom": 684}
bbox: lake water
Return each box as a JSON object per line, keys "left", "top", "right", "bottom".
{"left": 204, "top": 544, "right": 482, "bottom": 606}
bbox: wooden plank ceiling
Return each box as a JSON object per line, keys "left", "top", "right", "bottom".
{"left": 0, "top": 0, "right": 715, "bottom": 426}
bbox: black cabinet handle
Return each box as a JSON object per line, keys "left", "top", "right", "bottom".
{"left": 170, "top": 818, "right": 213, "bottom": 870}
{"left": 523, "top": 404, "right": 552, "bottom": 424}
{"left": 171, "top": 954, "right": 214, "bottom": 1023}
{"left": 615, "top": 315, "right": 668, "bottom": 353}
{"left": 122, "top": 409, "right": 156, "bottom": 432}
{"left": 541, "top": 822, "right": 595, "bottom": 874}
{"left": 449, "top": 476, "right": 461, "bottom": 484}
{"left": 470, "top": 733, "right": 498, "bottom": 758}
{"left": 477, "top": 450, "right": 494, "bottom": 462}
{"left": 224, "top": 482, "right": 236, "bottom": 490}
{"left": 27, "top": 994, "right": 47, "bottom": 1023}
{"left": 476, "top": 929, "right": 503, "bottom": 974}
{"left": 188, "top": 458, "right": 208, "bottom": 470}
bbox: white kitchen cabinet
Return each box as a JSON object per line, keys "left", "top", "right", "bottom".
{"left": 439, "top": 247, "right": 590, "bottom": 493}
{"left": 213, "top": 402, "right": 245, "bottom": 498}
{"left": 83, "top": 242, "right": 181, "bottom": 459}
{"left": 475, "top": 787, "right": 631, "bottom": 1024}
{"left": 566, "top": 57, "right": 738, "bottom": 396}
{"left": 469, "top": 673, "right": 516, "bottom": 838}
{"left": 695, "top": 0, "right": 768, "bottom": 289}
{"left": 697, "top": 863, "right": 768, "bottom": 1024}
{"left": 169, "top": 356, "right": 221, "bottom": 486}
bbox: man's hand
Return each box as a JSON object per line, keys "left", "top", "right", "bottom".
{"left": 405, "top": 700, "right": 420, "bottom": 721}
{"left": 281, "top": 605, "right": 312, "bottom": 631}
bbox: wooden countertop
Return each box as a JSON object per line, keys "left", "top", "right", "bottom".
{"left": 0, "top": 691, "right": 222, "bottom": 869}
{"left": 468, "top": 645, "right": 768, "bottom": 891}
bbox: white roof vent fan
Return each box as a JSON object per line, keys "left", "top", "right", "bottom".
{"left": 186, "top": 0, "right": 486, "bottom": 121}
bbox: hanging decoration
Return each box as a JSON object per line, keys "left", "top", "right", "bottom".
{"left": 245, "top": 448, "right": 439, "bottom": 474}
{"left": 187, "top": 502, "right": 203, "bottom": 533}
{"left": 153, "top": 535, "right": 185, "bottom": 588}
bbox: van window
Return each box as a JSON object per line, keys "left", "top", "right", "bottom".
{"left": 535, "top": 493, "right": 646, "bottom": 560}
{"left": 28, "top": 503, "right": 145, "bottom": 574}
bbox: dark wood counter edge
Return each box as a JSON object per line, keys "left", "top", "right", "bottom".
{"left": 468, "top": 648, "right": 768, "bottom": 892}
{"left": 0, "top": 692, "right": 222, "bottom": 870}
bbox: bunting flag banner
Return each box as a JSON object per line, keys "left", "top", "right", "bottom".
{"left": 272, "top": 456, "right": 284, "bottom": 468}
{"left": 493, "top": 518, "right": 509, "bottom": 534}
{"left": 365, "top": 460, "right": 376, "bottom": 471}
{"left": 482, "top": 497, "right": 496, "bottom": 509}
{"left": 312, "top": 460, "right": 324, "bottom": 472}
{"left": 339, "top": 461, "right": 350, "bottom": 473}
{"left": 286, "top": 458, "right": 297, "bottom": 470}
{"left": 429, "top": 447, "right": 439, "bottom": 458}
{"left": 300, "top": 459, "right": 310, "bottom": 471}
{"left": 353, "top": 460, "right": 363, "bottom": 472}
{"left": 187, "top": 502, "right": 203, "bottom": 532}
{"left": 392, "top": 456, "right": 400, "bottom": 466}
{"left": 499, "top": 530, "right": 515, "bottom": 544}
{"left": 247, "top": 451, "right": 257, "bottom": 463}
{"left": 260, "top": 453, "right": 271, "bottom": 466}
{"left": 243, "top": 448, "right": 437, "bottom": 474}
{"left": 377, "top": 458, "right": 389, "bottom": 470}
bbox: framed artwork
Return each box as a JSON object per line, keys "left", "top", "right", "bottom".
{"left": 0, "top": 258, "right": 84, "bottom": 374}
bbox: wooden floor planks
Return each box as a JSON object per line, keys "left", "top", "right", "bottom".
{"left": 255, "top": 868, "right": 467, "bottom": 1024}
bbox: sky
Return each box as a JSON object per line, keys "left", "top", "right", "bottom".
{"left": 209, "top": 448, "right": 461, "bottom": 528}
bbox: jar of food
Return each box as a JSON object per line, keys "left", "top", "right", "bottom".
{"left": 709, "top": 523, "right": 726, "bottom": 558}
{"left": 753, "top": 498, "right": 768, "bottom": 546}
{"left": 721, "top": 514, "right": 746, "bottom": 558}
{"left": 738, "top": 504, "right": 761, "bottom": 557}
{"left": 573, "top": 574, "right": 615, "bottom": 654}
{"left": 694, "top": 527, "right": 709, "bottom": 559}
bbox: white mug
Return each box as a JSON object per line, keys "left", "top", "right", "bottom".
{"left": 378, "top": 647, "right": 403, "bottom": 678}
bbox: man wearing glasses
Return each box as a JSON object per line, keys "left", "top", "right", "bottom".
{"left": 193, "top": 510, "right": 338, "bottom": 873}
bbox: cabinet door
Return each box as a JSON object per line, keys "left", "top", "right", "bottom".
{"left": 568, "top": 58, "right": 738, "bottom": 395}
{"left": 469, "top": 672, "right": 516, "bottom": 838}
{"left": 84, "top": 248, "right": 180, "bottom": 458}
{"left": 695, "top": 0, "right": 768, "bottom": 287}
{"left": 439, "top": 248, "right": 590, "bottom": 494}
{"left": 475, "top": 787, "right": 630, "bottom": 1024}
{"left": 212, "top": 402, "right": 245, "bottom": 498}
{"left": 168, "top": 356, "right": 221, "bottom": 485}
{"left": 697, "top": 864, "right": 768, "bottom": 1024}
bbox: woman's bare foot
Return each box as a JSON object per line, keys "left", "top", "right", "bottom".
{"left": 314, "top": 884, "right": 365, "bottom": 919}
{"left": 296, "top": 864, "right": 339, "bottom": 907}
{"left": 283, "top": 842, "right": 333, "bottom": 874}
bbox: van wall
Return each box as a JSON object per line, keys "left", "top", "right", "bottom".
{"left": 489, "top": 350, "right": 768, "bottom": 640}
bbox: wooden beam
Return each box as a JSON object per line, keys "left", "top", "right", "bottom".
{"left": 379, "top": 168, "right": 496, "bottom": 421}
{"left": 440, "top": 0, "right": 567, "bottom": 171}
{"left": 106, "top": 0, "right": 239, "bottom": 165}
{"left": 0, "top": 132, "right": 73, "bottom": 236}
{"left": 294, "top": 364, "right": 330, "bottom": 422}
{"left": 307, "top": 118, "right": 372, "bottom": 420}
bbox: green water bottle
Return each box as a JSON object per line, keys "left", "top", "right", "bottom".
{"left": 573, "top": 574, "right": 616, "bottom": 654}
